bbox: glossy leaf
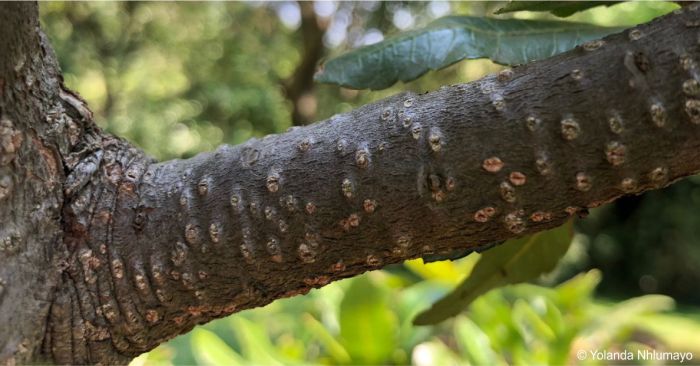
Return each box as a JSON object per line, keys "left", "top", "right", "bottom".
{"left": 314, "top": 16, "right": 620, "bottom": 90}
{"left": 413, "top": 221, "right": 574, "bottom": 325}
{"left": 494, "top": 1, "right": 620, "bottom": 17}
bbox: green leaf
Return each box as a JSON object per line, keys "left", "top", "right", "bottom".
{"left": 404, "top": 253, "right": 480, "bottom": 286}
{"left": 191, "top": 328, "right": 245, "bottom": 366}
{"left": 511, "top": 299, "right": 556, "bottom": 342}
{"left": 579, "top": 294, "right": 674, "bottom": 347}
{"left": 454, "top": 317, "right": 507, "bottom": 366}
{"left": 555, "top": 269, "right": 601, "bottom": 309}
{"left": 411, "top": 341, "right": 462, "bottom": 365}
{"left": 229, "top": 316, "right": 286, "bottom": 365}
{"left": 314, "top": 17, "right": 620, "bottom": 90}
{"left": 494, "top": 1, "right": 620, "bottom": 17}
{"left": 302, "top": 313, "right": 351, "bottom": 364}
{"left": 339, "top": 275, "right": 398, "bottom": 364}
{"left": 413, "top": 221, "right": 574, "bottom": 325}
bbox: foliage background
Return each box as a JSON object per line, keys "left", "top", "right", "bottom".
{"left": 40, "top": 1, "right": 700, "bottom": 364}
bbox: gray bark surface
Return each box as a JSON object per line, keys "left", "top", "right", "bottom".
{"left": 1, "top": 2, "right": 699, "bottom": 364}
{"left": 1, "top": 3, "right": 69, "bottom": 364}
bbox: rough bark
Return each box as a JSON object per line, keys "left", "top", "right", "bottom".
{"left": 0, "top": 3, "right": 69, "bottom": 364}
{"left": 1, "top": 2, "right": 700, "bottom": 365}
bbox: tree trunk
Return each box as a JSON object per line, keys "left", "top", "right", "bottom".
{"left": 1, "top": 2, "right": 700, "bottom": 364}
{"left": 1, "top": 3, "right": 72, "bottom": 364}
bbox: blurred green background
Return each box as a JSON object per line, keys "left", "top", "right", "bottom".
{"left": 40, "top": 1, "right": 700, "bottom": 364}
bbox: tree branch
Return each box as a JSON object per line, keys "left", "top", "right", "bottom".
{"left": 283, "top": 1, "right": 327, "bottom": 126}
{"left": 32, "top": 4, "right": 700, "bottom": 364}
